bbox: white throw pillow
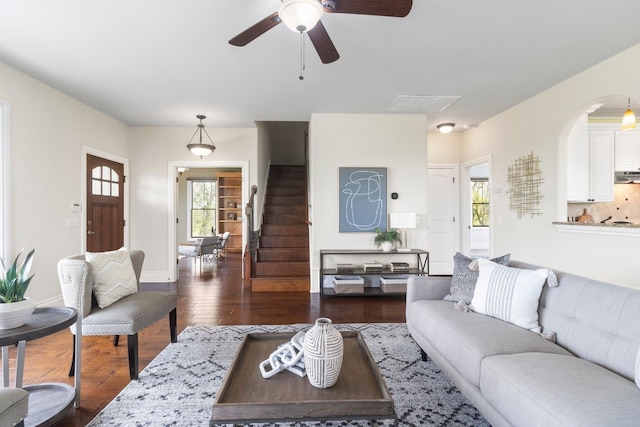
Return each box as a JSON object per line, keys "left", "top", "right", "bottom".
{"left": 471, "top": 258, "right": 548, "bottom": 333}
{"left": 86, "top": 247, "right": 138, "bottom": 309}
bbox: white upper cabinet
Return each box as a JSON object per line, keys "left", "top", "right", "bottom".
{"left": 614, "top": 130, "right": 640, "bottom": 171}
{"left": 567, "top": 116, "right": 614, "bottom": 202}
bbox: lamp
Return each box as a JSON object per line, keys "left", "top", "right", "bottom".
{"left": 278, "top": 0, "right": 323, "bottom": 33}
{"left": 389, "top": 212, "right": 417, "bottom": 251}
{"left": 437, "top": 123, "right": 455, "bottom": 134}
{"left": 622, "top": 98, "right": 636, "bottom": 130}
{"left": 186, "top": 115, "right": 216, "bottom": 158}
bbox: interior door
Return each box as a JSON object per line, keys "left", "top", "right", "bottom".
{"left": 86, "top": 154, "right": 124, "bottom": 252}
{"left": 427, "top": 167, "right": 458, "bottom": 275}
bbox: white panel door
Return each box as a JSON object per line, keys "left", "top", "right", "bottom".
{"left": 427, "top": 168, "right": 458, "bottom": 275}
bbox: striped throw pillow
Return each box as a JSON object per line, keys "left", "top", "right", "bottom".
{"left": 471, "top": 258, "right": 548, "bottom": 332}
{"left": 86, "top": 247, "right": 138, "bottom": 309}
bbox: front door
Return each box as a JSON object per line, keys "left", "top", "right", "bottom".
{"left": 86, "top": 154, "right": 124, "bottom": 252}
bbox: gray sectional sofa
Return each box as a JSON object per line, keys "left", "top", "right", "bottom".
{"left": 406, "top": 260, "right": 640, "bottom": 427}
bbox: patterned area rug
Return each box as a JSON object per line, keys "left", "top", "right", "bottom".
{"left": 88, "top": 323, "right": 490, "bottom": 426}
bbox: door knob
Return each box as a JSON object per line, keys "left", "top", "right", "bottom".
{"left": 87, "top": 230, "right": 95, "bottom": 235}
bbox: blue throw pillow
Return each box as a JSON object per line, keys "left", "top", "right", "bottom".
{"left": 443, "top": 252, "right": 510, "bottom": 304}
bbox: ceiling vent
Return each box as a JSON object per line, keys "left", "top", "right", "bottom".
{"left": 386, "top": 95, "right": 461, "bottom": 112}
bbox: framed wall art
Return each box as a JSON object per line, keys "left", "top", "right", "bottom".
{"left": 339, "top": 167, "right": 387, "bottom": 232}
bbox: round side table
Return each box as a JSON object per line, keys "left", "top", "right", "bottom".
{"left": 0, "top": 306, "right": 80, "bottom": 427}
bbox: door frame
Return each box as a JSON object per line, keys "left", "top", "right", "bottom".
{"left": 0, "top": 100, "right": 9, "bottom": 260}
{"left": 461, "top": 155, "right": 492, "bottom": 256}
{"left": 167, "top": 160, "right": 249, "bottom": 282}
{"left": 81, "top": 146, "right": 130, "bottom": 253}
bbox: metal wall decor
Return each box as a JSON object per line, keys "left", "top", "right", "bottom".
{"left": 507, "top": 151, "right": 544, "bottom": 219}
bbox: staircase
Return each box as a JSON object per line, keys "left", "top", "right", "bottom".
{"left": 251, "top": 165, "right": 310, "bottom": 292}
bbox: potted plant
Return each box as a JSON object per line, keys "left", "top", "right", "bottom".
{"left": 373, "top": 229, "right": 401, "bottom": 252}
{"left": 0, "top": 249, "right": 36, "bottom": 329}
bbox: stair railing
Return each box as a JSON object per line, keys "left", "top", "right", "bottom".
{"left": 244, "top": 185, "right": 259, "bottom": 284}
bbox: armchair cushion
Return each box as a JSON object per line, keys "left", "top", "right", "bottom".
{"left": 86, "top": 247, "right": 138, "bottom": 308}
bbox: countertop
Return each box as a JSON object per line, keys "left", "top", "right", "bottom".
{"left": 553, "top": 221, "right": 640, "bottom": 228}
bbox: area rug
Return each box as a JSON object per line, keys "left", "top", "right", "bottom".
{"left": 87, "top": 323, "right": 490, "bottom": 426}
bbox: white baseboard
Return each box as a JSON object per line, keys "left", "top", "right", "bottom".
{"left": 140, "top": 270, "right": 175, "bottom": 283}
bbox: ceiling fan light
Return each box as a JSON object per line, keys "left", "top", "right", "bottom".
{"left": 278, "top": 0, "right": 323, "bottom": 33}
{"left": 186, "top": 115, "right": 216, "bottom": 158}
{"left": 437, "top": 123, "right": 455, "bottom": 134}
{"left": 622, "top": 98, "right": 636, "bottom": 130}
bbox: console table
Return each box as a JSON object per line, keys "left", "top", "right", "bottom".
{"left": 320, "top": 249, "right": 429, "bottom": 297}
{"left": 0, "top": 306, "right": 81, "bottom": 427}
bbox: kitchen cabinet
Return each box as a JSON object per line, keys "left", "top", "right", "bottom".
{"left": 567, "top": 120, "right": 614, "bottom": 202}
{"left": 614, "top": 130, "right": 640, "bottom": 171}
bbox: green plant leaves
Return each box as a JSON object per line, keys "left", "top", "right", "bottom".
{"left": 0, "top": 249, "right": 35, "bottom": 303}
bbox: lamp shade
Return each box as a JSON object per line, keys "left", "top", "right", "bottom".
{"left": 622, "top": 108, "right": 636, "bottom": 130}
{"left": 389, "top": 212, "right": 417, "bottom": 229}
{"left": 278, "top": 0, "right": 323, "bottom": 33}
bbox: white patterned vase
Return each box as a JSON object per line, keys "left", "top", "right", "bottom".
{"left": 0, "top": 298, "right": 36, "bottom": 330}
{"left": 303, "top": 317, "right": 344, "bottom": 388}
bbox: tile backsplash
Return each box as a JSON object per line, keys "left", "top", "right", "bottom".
{"left": 568, "top": 184, "right": 640, "bottom": 223}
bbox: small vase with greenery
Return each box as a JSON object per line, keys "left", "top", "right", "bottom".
{"left": 373, "top": 229, "right": 401, "bottom": 252}
{"left": 0, "top": 249, "right": 36, "bottom": 329}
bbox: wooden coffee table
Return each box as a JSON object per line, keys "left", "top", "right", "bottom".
{"left": 210, "top": 331, "right": 397, "bottom": 426}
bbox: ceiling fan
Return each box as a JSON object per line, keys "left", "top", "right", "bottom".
{"left": 229, "top": 0, "right": 413, "bottom": 64}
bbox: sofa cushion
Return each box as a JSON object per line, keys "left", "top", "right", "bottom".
{"left": 407, "top": 299, "right": 570, "bottom": 388}
{"left": 472, "top": 259, "right": 548, "bottom": 333}
{"left": 86, "top": 247, "right": 138, "bottom": 308}
{"left": 444, "top": 252, "right": 510, "bottom": 304}
{"left": 482, "top": 352, "right": 640, "bottom": 427}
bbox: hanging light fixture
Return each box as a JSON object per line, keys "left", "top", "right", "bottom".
{"left": 278, "top": 0, "right": 323, "bottom": 33}
{"left": 437, "top": 123, "right": 455, "bottom": 134}
{"left": 622, "top": 98, "right": 636, "bottom": 130}
{"left": 186, "top": 115, "right": 216, "bottom": 158}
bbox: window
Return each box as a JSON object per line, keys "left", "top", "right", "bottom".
{"left": 189, "top": 180, "right": 216, "bottom": 238}
{"left": 92, "top": 166, "right": 120, "bottom": 197}
{"left": 471, "top": 179, "right": 490, "bottom": 227}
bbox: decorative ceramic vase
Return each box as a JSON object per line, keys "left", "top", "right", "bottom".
{"left": 303, "top": 317, "right": 344, "bottom": 388}
{"left": 380, "top": 241, "right": 393, "bottom": 252}
{"left": 577, "top": 208, "right": 594, "bottom": 224}
{"left": 0, "top": 298, "right": 36, "bottom": 329}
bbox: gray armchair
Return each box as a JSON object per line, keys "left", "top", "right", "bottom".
{"left": 178, "top": 236, "right": 220, "bottom": 272}
{"left": 57, "top": 250, "right": 177, "bottom": 380}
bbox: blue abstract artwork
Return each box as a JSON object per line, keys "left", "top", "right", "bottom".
{"left": 339, "top": 167, "right": 387, "bottom": 232}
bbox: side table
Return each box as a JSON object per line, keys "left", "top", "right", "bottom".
{"left": 0, "top": 306, "right": 81, "bottom": 427}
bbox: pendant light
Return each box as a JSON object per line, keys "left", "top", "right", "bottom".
{"left": 622, "top": 98, "right": 636, "bottom": 130}
{"left": 186, "top": 115, "right": 216, "bottom": 158}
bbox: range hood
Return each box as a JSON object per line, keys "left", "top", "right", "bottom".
{"left": 615, "top": 171, "right": 640, "bottom": 183}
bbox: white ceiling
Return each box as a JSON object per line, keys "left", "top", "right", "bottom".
{"left": 2, "top": 0, "right": 640, "bottom": 132}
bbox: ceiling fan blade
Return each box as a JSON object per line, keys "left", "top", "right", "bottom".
{"left": 307, "top": 20, "right": 340, "bottom": 64}
{"left": 321, "top": 0, "right": 412, "bottom": 17}
{"left": 229, "top": 12, "right": 281, "bottom": 46}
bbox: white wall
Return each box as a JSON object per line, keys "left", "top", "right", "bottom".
{"left": 127, "top": 126, "right": 257, "bottom": 281}
{"left": 0, "top": 62, "right": 129, "bottom": 305}
{"left": 309, "top": 114, "right": 428, "bottom": 292}
{"left": 264, "top": 121, "right": 307, "bottom": 165}
{"left": 461, "top": 43, "right": 640, "bottom": 289}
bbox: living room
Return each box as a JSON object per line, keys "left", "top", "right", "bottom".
{"left": 2, "top": 1, "right": 640, "bottom": 425}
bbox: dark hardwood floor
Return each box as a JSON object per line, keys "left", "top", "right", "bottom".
{"left": 10, "top": 253, "right": 406, "bottom": 426}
